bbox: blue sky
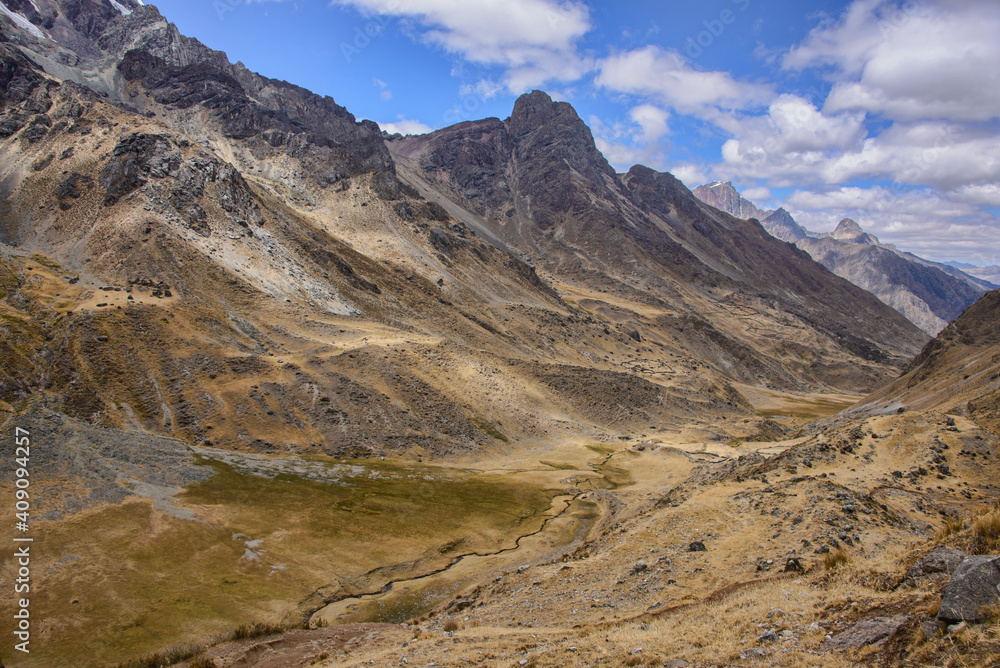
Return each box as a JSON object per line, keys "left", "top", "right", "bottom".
{"left": 152, "top": 0, "right": 1000, "bottom": 265}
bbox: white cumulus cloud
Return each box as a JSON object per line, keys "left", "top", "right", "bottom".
{"left": 629, "top": 104, "right": 670, "bottom": 143}
{"left": 595, "top": 46, "right": 772, "bottom": 118}
{"left": 378, "top": 118, "right": 433, "bottom": 135}
{"left": 332, "top": 0, "right": 593, "bottom": 92}
{"left": 786, "top": 0, "right": 1000, "bottom": 122}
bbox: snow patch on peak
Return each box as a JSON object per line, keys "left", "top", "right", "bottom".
{"left": 0, "top": 1, "right": 45, "bottom": 39}
{"left": 109, "top": 0, "right": 132, "bottom": 15}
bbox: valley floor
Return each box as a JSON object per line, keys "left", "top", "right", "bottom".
{"left": 6, "top": 395, "right": 996, "bottom": 667}
{"left": 224, "top": 405, "right": 1000, "bottom": 667}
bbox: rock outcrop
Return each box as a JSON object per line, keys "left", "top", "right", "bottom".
{"left": 937, "top": 555, "right": 1000, "bottom": 623}
{"left": 692, "top": 181, "right": 771, "bottom": 221}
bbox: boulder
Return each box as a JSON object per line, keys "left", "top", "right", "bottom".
{"left": 688, "top": 541, "right": 706, "bottom": 552}
{"left": 937, "top": 555, "right": 1000, "bottom": 623}
{"left": 825, "top": 615, "right": 909, "bottom": 649}
{"left": 783, "top": 557, "right": 805, "bottom": 573}
{"left": 905, "top": 545, "right": 966, "bottom": 580}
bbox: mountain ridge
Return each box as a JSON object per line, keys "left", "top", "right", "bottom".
{"left": 694, "top": 181, "right": 993, "bottom": 334}
{"left": 392, "top": 92, "right": 926, "bottom": 382}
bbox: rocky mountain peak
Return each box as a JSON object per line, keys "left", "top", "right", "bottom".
{"left": 832, "top": 217, "right": 866, "bottom": 240}
{"left": 508, "top": 90, "right": 591, "bottom": 138}
{"left": 509, "top": 90, "right": 558, "bottom": 134}
{"left": 692, "top": 180, "right": 770, "bottom": 221}
{"left": 829, "top": 217, "right": 880, "bottom": 245}
{"left": 761, "top": 207, "right": 807, "bottom": 243}
{"left": 506, "top": 89, "right": 616, "bottom": 182}
{"left": 708, "top": 180, "right": 736, "bottom": 193}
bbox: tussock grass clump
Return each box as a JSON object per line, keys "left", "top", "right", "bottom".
{"left": 927, "top": 599, "right": 941, "bottom": 618}
{"left": 980, "top": 600, "right": 1000, "bottom": 625}
{"left": 189, "top": 659, "right": 218, "bottom": 668}
{"left": 229, "top": 622, "right": 286, "bottom": 641}
{"left": 972, "top": 511, "right": 1000, "bottom": 554}
{"left": 114, "top": 646, "right": 198, "bottom": 668}
{"left": 823, "top": 549, "right": 851, "bottom": 571}
{"left": 935, "top": 516, "right": 966, "bottom": 543}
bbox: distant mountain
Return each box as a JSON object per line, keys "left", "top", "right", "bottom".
{"left": 962, "top": 265, "right": 1000, "bottom": 286}
{"left": 692, "top": 181, "right": 771, "bottom": 221}
{"left": 695, "top": 185, "right": 992, "bottom": 335}
{"left": 827, "top": 218, "right": 878, "bottom": 245}
{"left": 761, "top": 208, "right": 807, "bottom": 242}
{"left": 797, "top": 234, "right": 986, "bottom": 335}
{"left": 901, "top": 255, "right": 997, "bottom": 292}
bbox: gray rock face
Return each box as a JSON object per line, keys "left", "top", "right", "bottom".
{"left": 937, "top": 555, "right": 1000, "bottom": 623}
{"left": 99, "top": 133, "right": 177, "bottom": 205}
{"left": 1, "top": 407, "right": 213, "bottom": 519}
{"left": 830, "top": 218, "right": 875, "bottom": 244}
{"left": 692, "top": 182, "right": 987, "bottom": 335}
{"left": 692, "top": 181, "right": 770, "bottom": 221}
{"left": 825, "top": 615, "right": 909, "bottom": 649}
{"left": 761, "top": 208, "right": 807, "bottom": 243}
{"left": 905, "top": 545, "right": 967, "bottom": 580}
{"left": 97, "top": 132, "right": 264, "bottom": 234}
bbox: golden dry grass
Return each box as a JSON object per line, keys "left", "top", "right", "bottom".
{"left": 936, "top": 516, "right": 967, "bottom": 542}
{"left": 823, "top": 549, "right": 851, "bottom": 570}
{"left": 973, "top": 511, "right": 1000, "bottom": 554}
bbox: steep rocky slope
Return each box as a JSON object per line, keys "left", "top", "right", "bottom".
{"left": 391, "top": 92, "right": 927, "bottom": 390}
{"left": 797, "top": 231, "right": 986, "bottom": 335}
{"left": 0, "top": 0, "right": 929, "bottom": 464}
{"left": 695, "top": 183, "right": 990, "bottom": 335}
{"left": 855, "top": 289, "right": 1000, "bottom": 434}
{"left": 761, "top": 207, "right": 807, "bottom": 242}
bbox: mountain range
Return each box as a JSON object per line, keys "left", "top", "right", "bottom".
{"left": 1, "top": 2, "right": 999, "bottom": 667}
{"left": 0, "top": 0, "right": 929, "bottom": 450}
{"left": 694, "top": 181, "right": 995, "bottom": 334}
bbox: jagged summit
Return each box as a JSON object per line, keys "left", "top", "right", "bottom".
{"left": 830, "top": 217, "right": 877, "bottom": 244}
{"left": 692, "top": 180, "right": 771, "bottom": 221}
{"left": 693, "top": 181, "right": 989, "bottom": 334}
{"left": 761, "top": 207, "right": 807, "bottom": 243}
